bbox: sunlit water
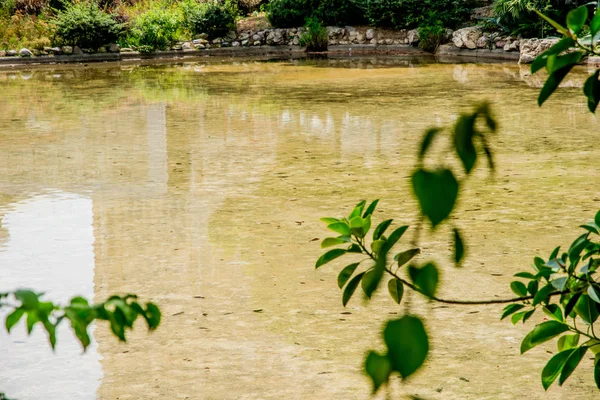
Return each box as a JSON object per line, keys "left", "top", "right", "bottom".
{"left": 0, "top": 57, "right": 598, "bottom": 399}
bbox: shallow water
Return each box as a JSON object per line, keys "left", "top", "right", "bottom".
{"left": 0, "top": 57, "right": 599, "bottom": 399}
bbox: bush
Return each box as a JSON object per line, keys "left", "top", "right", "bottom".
{"left": 0, "top": 12, "right": 54, "bottom": 49}
{"left": 355, "top": 0, "right": 475, "bottom": 30}
{"left": 266, "top": 0, "right": 364, "bottom": 28}
{"left": 492, "top": 0, "right": 587, "bottom": 37}
{"left": 53, "top": 1, "right": 123, "bottom": 49}
{"left": 418, "top": 23, "right": 445, "bottom": 52}
{"left": 14, "top": 0, "right": 47, "bottom": 14}
{"left": 181, "top": 0, "right": 237, "bottom": 39}
{"left": 128, "top": 6, "right": 180, "bottom": 50}
{"left": 299, "top": 16, "right": 327, "bottom": 51}
{"left": 266, "top": 0, "right": 310, "bottom": 28}
{"left": 314, "top": 0, "right": 364, "bottom": 26}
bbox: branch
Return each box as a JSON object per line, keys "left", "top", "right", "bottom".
{"left": 384, "top": 268, "right": 568, "bottom": 305}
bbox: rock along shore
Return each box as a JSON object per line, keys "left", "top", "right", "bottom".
{"left": 0, "top": 26, "right": 582, "bottom": 66}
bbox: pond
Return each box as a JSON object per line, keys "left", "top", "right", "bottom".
{"left": 0, "top": 56, "right": 598, "bottom": 399}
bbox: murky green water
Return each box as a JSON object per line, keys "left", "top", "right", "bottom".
{"left": 0, "top": 57, "right": 599, "bottom": 399}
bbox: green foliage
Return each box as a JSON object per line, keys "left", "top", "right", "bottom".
{"left": 53, "top": 1, "right": 123, "bottom": 49}
{"left": 265, "top": 0, "right": 310, "bottom": 28}
{"left": 1, "top": 290, "right": 161, "bottom": 350}
{"left": 299, "top": 17, "right": 327, "bottom": 51}
{"left": 128, "top": 5, "right": 181, "bottom": 51}
{"left": 180, "top": 0, "right": 238, "bottom": 39}
{"left": 418, "top": 23, "right": 445, "bottom": 52}
{"left": 355, "top": 0, "right": 475, "bottom": 30}
{"left": 491, "top": 0, "right": 587, "bottom": 37}
{"left": 266, "top": 0, "right": 364, "bottom": 28}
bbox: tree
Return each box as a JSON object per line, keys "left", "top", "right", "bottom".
{"left": 316, "top": 4, "right": 600, "bottom": 393}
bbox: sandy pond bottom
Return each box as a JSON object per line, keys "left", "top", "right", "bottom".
{"left": 0, "top": 57, "right": 599, "bottom": 399}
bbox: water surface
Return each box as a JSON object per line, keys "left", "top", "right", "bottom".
{"left": 0, "top": 57, "right": 599, "bottom": 399}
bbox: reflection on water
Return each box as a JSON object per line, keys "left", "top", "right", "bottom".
{"left": 0, "top": 192, "right": 100, "bottom": 399}
{"left": 0, "top": 58, "right": 599, "bottom": 399}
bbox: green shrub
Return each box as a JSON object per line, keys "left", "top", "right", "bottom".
{"left": 266, "top": 0, "right": 364, "bottom": 28}
{"left": 492, "top": 0, "right": 587, "bottom": 37}
{"left": 355, "top": 0, "right": 475, "bottom": 30}
{"left": 299, "top": 17, "right": 327, "bottom": 51}
{"left": 181, "top": 0, "right": 237, "bottom": 39}
{"left": 418, "top": 23, "right": 445, "bottom": 52}
{"left": 266, "top": 0, "right": 311, "bottom": 28}
{"left": 53, "top": 1, "right": 123, "bottom": 49}
{"left": 128, "top": 6, "right": 180, "bottom": 50}
{"left": 314, "top": 0, "right": 365, "bottom": 26}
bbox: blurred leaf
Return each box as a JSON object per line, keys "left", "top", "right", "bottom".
{"left": 592, "top": 10, "right": 600, "bottom": 38}
{"left": 514, "top": 272, "right": 537, "bottom": 279}
{"left": 418, "top": 128, "right": 441, "bottom": 160}
{"left": 501, "top": 304, "right": 525, "bottom": 320}
{"left": 584, "top": 70, "right": 600, "bottom": 113}
{"left": 363, "top": 199, "right": 379, "bottom": 218}
{"left": 388, "top": 279, "right": 404, "bottom": 304}
{"left": 581, "top": 223, "right": 599, "bottom": 235}
{"left": 320, "top": 217, "right": 340, "bottom": 224}
{"left": 145, "top": 303, "right": 161, "bottom": 329}
{"left": 412, "top": 168, "right": 459, "bottom": 228}
{"left": 383, "top": 315, "right": 429, "bottom": 379}
{"left": 349, "top": 200, "right": 366, "bottom": 220}
{"left": 327, "top": 222, "right": 351, "bottom": 236}
{"left": 559, "top": 346, "right": 588, "bottom": 386}
{"left": 26, "top": 311, "right": 39, "bottom": 334}
{"left": 566, "top": 6, "right": 588, "bottom": 35}
{"left": 347, "top": 243, "right": 362, "bottom": 253}
{"left": 343, "top": 272, "right": 365, "bottom": 306}
{"left": 453, "top": 228, "right": 465, "bottom": 265}
{"left": 371, "top": 239, "right": 385, "bottom": 254}
{"left": 549, "top": 246, "right": 561, "bottom": 261}
{"left": 521, "top": 321, "right": 570, "bottom": 354}
{"left": 511, "top": 311, "right": 528, "bottom": 324}
{"left": 365, "top": 351, "right": 391, "bottom": 393}
{"left": 373, "top": 219, "right": 393, "bottom": 241}
{"left": 315, "top": 249, "right": 346, "bottom": 269}
{"left": 510, "top": 281, "right": 528, "bottom": 297}
{"left": 382, "top": 225, "right": 409, "bottom": 253}
{"left": 546, "top": 52, "right": 583, "bottom": 75}
{"left": 542, "top": 349, "right": 573, "bottom": 390}
{"left": 408, "top": 262, "right": 439, "bottom": 298}
{"left": 534, "top": 9, "right": 569, "bottom": 36}
{"left": 338, "top": 262, "right": 360, "bottom": 289}
{"left": 394, "top": 248, "right": 420, "bottom": 268}
{"left": 595, "top": 354, "right": 600, "bottom": 389}
{"left": 42, "top": 319, "right": 56, "bottom": 350}
{"left": 538, "top": 64, "right": 576, "bottom": 107}
{"left": 531, "top": 37, "right": 575, "bottom": 74}
{"left": 5, "top": 308, "right": 25, "bottom": 332}
{"left": 453, "top": 114, "right": 477, "bottom": 173}
{"left": 596, "top": 210, "right": 600, "bottom": 227}
{"left": 14, "top": 290, "right": 39, "bottom": 309}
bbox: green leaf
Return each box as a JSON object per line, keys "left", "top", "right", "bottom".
{"left": 453, "top": 227, "right": 465, "bottom": 265}
{"left": 408, "top": 262, "right": 439, "bottom": 298}
{"left": 564, "top": 292, "right": 582, "bottom": 319}
{"left": 574, "top": 294, "right": 599, "bottom": 324}
{"left": 557, "top": 333, "right": 579, "bottom": 352}
{"left": 342, "top": 272, "right": 365, "bottom": 306}
{"left": 349, "top": 200, "right": 366, "bottom": 220}
{"left": 320, "top": 217, "right": 339, "bottom": 224}
{"left": 321, "top": 237, "right": 350, "bottom": 248}
{"left": 596, "top": 210, "right": 600, "bottom": 228}
{"left": 371, "top": 239, "right": 385, "bottom": 254}
{"left": 373, "top": 219, "right": 393, "bottom": 241}
{"left": 522, "top": 309, "right": 536, "bottom": 323}
{"left": 588, "top": 285, "right": 600, "bottom": 303}
{"left": 541, "top": 349, "right": 574, "bottom": 390}
{"left": 363, "top": 199, "right": 379, "bottom": 218}
{"left": 514, "top": 272, "right": 537, "bottom": 279}
{"left": 584, "top": 70, "right": 600, "bottom": 113}
{"left": 388, "top": 278, "right": 404, "bottom": 304}
{"left": 26, "top": 311, "right": 39, "bottom": 334}
{"left": 543, "top": 304, "right": 564, "bottom": 322}
{"left": 347, "top": 243, "right": 362, "bottom": 253}
{"left": 42, "top": 319, "right": 56, "bottom": 350}
{"left": 569, "top": 233, "right": 589, "bottom": 266}
{"left": 546, "top": 52, "right": 583, "bottom": 75}
{"left": 363, "top": 215, "right": 372, "bottom": 235}
{"left": 5, "top": 308, "right": 25, "bottom": 332}
{"left": 511, "top": 311, "right": 528, "bottom": 324}
{"left": 528, "top": 280, "right": 539, "bottom": 296}
{"left": 592, "top": 10, "right": 600, "bottom": 39}
{"left": 14, "top": 290, "right": 39, "bottom": 309}
{"left": 412, "top": 168, "right": 459, "bottom": 228}
{"left": 394, "top": 248, "right": 420, "bottom": 268}
{"left": 533, "top": 284, "right": 555, "bottom": 306}
{"left": 581, "top": 223, "right": 599, "bottom": 235}
{"left": 365, "top": 351, "right": 391, "bottom": 393}
{"left": 566, "top": 6, "right": 588, "bottom": 35}
{"left": 362, "top": 268, "right": 382, "bottom": 299}
{"left": 418, "top": 128, "right": 441, "bottom": 160}
{"left": 538, "top": 64, "right": 576, "bottom": 107}
{"left": 383, "top": 315, "right": 429, "bottom": 379}
{"left": 595, "top": 353, "right": 600, "bottom": 389}
{"left": 501, "top": 304, "right": 525, "bottom": 320}
{"left": 338, "top": 262, "right": 361, "bottom": 289}
{"left": 382, "top": 225, "right": 409, "bottom": 253}
{"left": 531, "top": 37, "right": 575, "bottom": 74}
{"left": 453, "top": 114, "right": 477, "bottom": 173}
{"left": 559, "top": 346, "right": 588, "bottom": 386}
{"left": 315, "top": 248, "right": 346, "bottom": 269}
{"left": 327, "top": 222, "right": 351, "bottom": 236}
{"left": 145, "top": 302, "right": 161, "bottom": 329}
{"left": 521, "top": 321, "right": 570, "bottom": 354}
{"left": 510, "top": 281, "right": 528, "bottom": 297}
{"left": 350, "top": 216, "right": 365, "bottom": 238}
{"left": 549, "top": 246, "right": 561, "bottom": 261}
